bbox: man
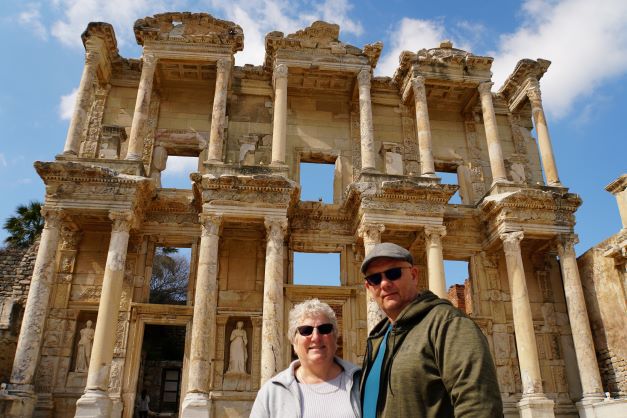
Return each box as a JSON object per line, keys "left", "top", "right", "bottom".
{"left": 360, "top": 242, "right": 503, "bottom": 418}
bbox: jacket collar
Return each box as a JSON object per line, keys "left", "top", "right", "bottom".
{"left": 270, "top": 356, "right": 360, "bottom": 388}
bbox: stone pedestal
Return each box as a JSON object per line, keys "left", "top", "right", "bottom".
{"left": 411, "top": 76, "right": 435, "bottom": 177}
{"left": 527, "top": 80, "right": 561, "bottom": 187}
{"left": 271, "top": 64, "right": 288, "bottom": 166}
{"left": 7, "top": 209, "right": 62, "bottom": 417}
{"left": 207, "top": 58, "right": 231, "bottom": 163}
{"left": 556, "top": 234, "right": 605, "bottom": 403}
{"left": 181, "top": 214, "right": 222, "bottom": 418}
{"left": 424, "top": 226, "right": 447, "bottom": 299}
{"left": 127, "top": 53, "right": 158, "bottom": 160}
{"left": 358, "top": 222, "right": 386, "bottom": 332}
{"left": 500, "top": 231, "right": 554, "bottom": 418}
{"left": 357, "top": 69, "right": 376, "bottom": 172}
{"left": 478, "top": 82, "right": 508, "bottom": 184}
{"left": 260, "top": 217, "right": 287, "bottom": 385}
{"left": 75, "top": 211, "right": 132, "bottom": 418}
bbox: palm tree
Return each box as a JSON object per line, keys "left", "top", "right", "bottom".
{"left": 3, "top": 201, "right": 44, "bottom": 248}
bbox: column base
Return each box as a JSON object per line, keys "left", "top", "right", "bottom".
{"left": 181, "top": 392, "right": 212, "bottom": 418}
{"left": 124, "top": 153, "right": 143, "bottom": 161}
{"left": 74, "top": 389, "right": 112, "bottom": 418}
{"left": 576, "top": 395, "right": 623, "bottom": 418}
{"left": 517, "top": 395, "right": 555, "bottom": 418}
{"left": 1, "top": 393, "right": 36, "bottom": 418}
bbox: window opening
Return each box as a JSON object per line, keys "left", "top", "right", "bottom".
{"left": 299, "top": 162, "right": 335, "bottom": 203}
{"left": 444, "top": 260, "right": 470, "bottom": 313}
{"left": 437, "top": 171, "right": 462, "bottom": 204}
{"left": 160, "top": 156, "right": 198, "bottom": 189}
{"left": 150, "top": 246, "right": 191, "bottom": 305}
{"left": 136, "top": 324, "right": 185, "bottom": 415}
{"left": 293, "top": 252, "right": 340, "bottom": 286}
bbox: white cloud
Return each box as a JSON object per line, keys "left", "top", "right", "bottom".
{"left": 18, "top": 3, "right": 48, "bottom": 40}
{"left": 17, "top": 178, "right": 33, "bottom": 185}
{"left": 376, "top": 18, "right": 449, "bottom": 77}
{"left": 164, "top": 156, "right": 199, "bottom": 175}
{"left": 491, "top": 0, "right": 627, "bottom": 118}
{"left": 0, "top": 153, "right": 7, "bottom": 167}
{"left": 59, "top": 88, "right": 78, "bottom": 120}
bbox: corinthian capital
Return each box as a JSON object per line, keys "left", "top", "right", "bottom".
{"left": 526, "top": 78, "right": 542, "bottom": 104}
{"left": 109, "top": 211, "right": 133, "bottom": 233}
{"left": 358, "top": 223, "right": 385, "bottom": 245}
{"left": 410, "top": 76, "right": 426, "bottom": 99}
{"left": 41, "top": 208, "right": 63, "bottom": 230}
{"left": 142, "top": 53, "right": 158, "bottom": 69}
{"left": 357, "top": 68, "right": 371, "bottom": 87}
{"left": 199, "top": 214, "right": 223, "bottom": 237}
{"left": 500, "top": 231, "right": 524, "bottom": 255}
{"left": 424, "top": 225, "right": 446, "bottom": 246}
{"left": 265, "top": 217, "right": 288, "bottom": 242}
{"left": 556, "top": 233, "right": 578, "bottom": 258}
{"left": 478, "top": 81, "right": 494, "bottom": 96}
{"left": 273, "top": 63, "right": 288, "bottom": 79}
{"left": 216, "top": 58, "right": 230, "bottom": 74}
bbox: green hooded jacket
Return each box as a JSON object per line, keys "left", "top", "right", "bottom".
{"left": 360, "top": 290, "right": 503, "bottom": 418}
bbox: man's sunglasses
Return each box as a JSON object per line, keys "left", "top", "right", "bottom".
{"left": 296, "top": 323, "right": 334, "bottom": 337}
{"left": 364, "top": 266, "right": 411, "bottom": 286}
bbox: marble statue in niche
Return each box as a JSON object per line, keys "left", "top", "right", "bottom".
{"left": 227, "top": 320, "right": 248, "bottom": 374}
{"left": 75, "top": 320, "right": 95, "bottom": 372}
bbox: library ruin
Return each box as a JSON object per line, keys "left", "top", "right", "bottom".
{"left": 0, "top": 11, "right": 625, "bottom": 418}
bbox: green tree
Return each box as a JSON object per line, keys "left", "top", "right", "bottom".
{"left": 3, "top": 201, "right": 44, "bottom": 248}
{"left": 149, "top": 247, "right": 189, "bottom": 305}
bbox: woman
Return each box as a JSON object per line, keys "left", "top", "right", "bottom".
{"left": 250, "top": 299, "right": 361, "bottom": 417}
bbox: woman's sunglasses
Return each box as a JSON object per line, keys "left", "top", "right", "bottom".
{"left": 296, "top": 323, "right": 334, "bottom": 337}
{"left": 364, "top": 266, "right": 411, "bottom": 286}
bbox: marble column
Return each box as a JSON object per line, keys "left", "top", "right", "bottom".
{"left": 500, "top": 231, "right": 554, "bottom": 418}
{"left": 411, "top": 76, "right": 435, "bottom": 177}
{"left": 424, "top": 225, "right": 447, "bottom": 299}
{"left": 75, "top": 211, "right": 133, "bottom": 418}
{"left": 358, "top": 222, "right": 386, "bottom": 332}
{"left": 271, "top": 64, "right": 288, "bottom": 166}
{"left": 63, "top": 50, "right": 100, "bottom": 155}
{"left": 527, "top": 80, "right": 562, "bottom": 187}
{"left": 206, "top": 58, "right": 231, "bottom": 163}
{"left": 260, "top": 217, "right": 288, "bottom": 385}
{"left": 556, "top": 234, "right": 605, "bottom": 408}
{"left": 126, "top": 53, "right": 158, "bottom": 161}
{"left": 478, "top": 82, "right": 508, "bottom": 184}
{"left": 7, "top": 209, "right": 62, "bottom": 417}
{"left": 357, "top": 69, "right": 376, "bottom": 172}
{"left": 181, "top": 214, "right": 222, "bottom": 418}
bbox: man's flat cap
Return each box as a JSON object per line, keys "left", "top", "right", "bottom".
{"left": 361, "top": 242, "right": 413, "bottom": 273}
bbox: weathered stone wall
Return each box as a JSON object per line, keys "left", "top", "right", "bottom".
{"left": 578, "top": 232, "right": 627, "bottom": 396}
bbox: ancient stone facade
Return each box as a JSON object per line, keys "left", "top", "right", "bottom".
{"left": 0, "top": 11, "right": 625, "bottom": 418}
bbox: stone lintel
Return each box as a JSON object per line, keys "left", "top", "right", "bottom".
{"left": 143, "top": 42, "right": 234, "bottom": 63}
{"left": 499, "top": 58, "right": 551, "bottom": 111}
{"left": 605, "top": 173, "right": 627, "bottom": 195}
{"left": 81, "top": 22, "right": 120, "bottom": 81}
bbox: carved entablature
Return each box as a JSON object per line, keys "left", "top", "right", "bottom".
{"left": 480, "top": 187, "right": 581, "bottom": 245}
{"left": 498, "top": 58, "right": 551, "bottom": 112}
{"left": 81, "top": 22, "right": 122, "bottom": 82}
{"left": 192, "top": 173, "right": 299, "bottom": 209}
{"left": 394, "top": 41, "right": 493, "bottom": 88}
{"left": 145, "top": 189, "right": 198, "bottom": 224}
{"left": 289, "top": 202, "right": 352, "bottom": 237}
{"left": 133, "top": 12, "right": 244, "bottom": 54}
{"left": 264, "top": 21, "right": 381, "bottom": 71}
{"left": 34, "top": 161, "right": 155, "bottom": 228}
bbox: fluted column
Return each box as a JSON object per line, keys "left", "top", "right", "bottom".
{"left": 8, "top": 209, "right": 62, "bottom": 403}
{"left": 63, "top": 50, "right": 100, "bottom": 155}
{"left": 206, "top": 58, "right": 231, "bottom": 163}
{"left": 411, "top": 76, "right": 435, "bottom": 176}
{"left": 271, "top": 64, "right": 288, "bottom": 165}
{"left": 75, "top": 211, "right": 133, "bottom": 418}
{"left": 260, "top": 217, "right": 288, "bottom": 385}
{"left": 358, "top": 222, "right": 386, "bottom": 332}
{"left": 126, "top": 53, "right": 158, "bottom": 161}
{"left": 500, "top": 231, "right": 554, "bottom": 417}
{"left": 357, "top": 69, "right": 376, "bottom": 171}
{"left": 527, "top": 80, "right": 562, "bottom": 187}
{"left": 181, "top": 214, "right": 222, "bottom": 418}
{"left": 556, "top": 234, "right": 605, "bottom": 404}
{"left": 478, "top": 82, "right": 508, "bottom": 184}
{"left": 424, "top": 225, "right": 447, "bottom": 299}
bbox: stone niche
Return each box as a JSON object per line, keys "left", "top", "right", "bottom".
{"left": 66, "top": 311, "right": 97, "bottom": 389}
{"left": 222, "top": 317, "right": 252, "bottom": 391}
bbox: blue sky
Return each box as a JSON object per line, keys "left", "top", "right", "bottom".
{"left": 0, "top": 0, "right": 625, "bottom": 286}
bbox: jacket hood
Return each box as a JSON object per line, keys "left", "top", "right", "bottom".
{"left": 369, "top": 290, "right": 452, "bottom": 337}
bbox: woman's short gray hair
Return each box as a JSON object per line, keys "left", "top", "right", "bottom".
{"left": 288, "top": 299, "right": 339, "bottom": 344}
